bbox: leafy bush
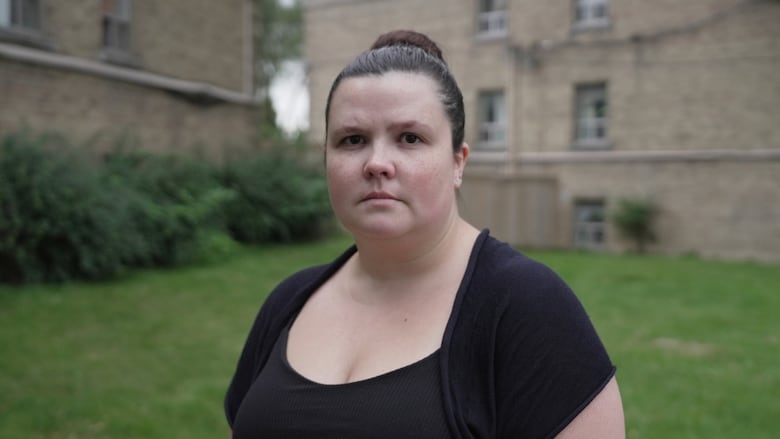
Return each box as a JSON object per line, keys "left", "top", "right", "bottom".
{"left": 0, "top": 132, "right": 136, "bottom": 282}
{"left": 101, "top": 149, "right": 236, "bottom": 267}
{"left": 610, "top": 197, "right": 659, "bottom": 253}
{"left": 221, "top": 147, "right": 332, "bottom": 243}
{"left": 0, "top": 129, "right": 332, "bottom": 284}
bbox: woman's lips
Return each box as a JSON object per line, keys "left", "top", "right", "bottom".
{"left": 361, "top": 191, "right": 399, "bottom": 202}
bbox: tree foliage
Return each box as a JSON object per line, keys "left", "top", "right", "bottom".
{"left": 253, "top": 0, "right": 303, "bottom": 130}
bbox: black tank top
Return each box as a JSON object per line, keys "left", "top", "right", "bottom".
{"left": 232, "top": 323, "right": 452, "bottom": 438}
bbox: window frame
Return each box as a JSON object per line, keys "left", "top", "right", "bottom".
{"left": 572, "top": 199, "right": 607, "bottom": 250}
{"left": 100, "top": 0, "right": 137, "bottom": 65}
{"left": 572, "top": 0, "right": 610, "bottom": 31}
{"left": 476, "top": 89, "right": 507, "bottom": 151}
{"left": 0, "top": 0, "right": 49, "bottom": 48}
{"left": 573, "top": 82, "right": 610, "bottom": 150}
{"left": 476, "top": 0, "right": 508, "bottom": 40}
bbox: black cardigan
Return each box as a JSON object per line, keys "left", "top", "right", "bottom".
{"left": 225, "top": 230, "right": 616, "bottom": 439}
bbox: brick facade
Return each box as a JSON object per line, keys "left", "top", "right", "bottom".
{"left": 1, "top": 0, "right": 257, "bottom": 153}
{"left": 304, "top": 0, "right": 780, "bottom": 261}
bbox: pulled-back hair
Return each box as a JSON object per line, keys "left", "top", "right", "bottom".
{"left": 325, "top": 30, "right": 465, "bottom": 151}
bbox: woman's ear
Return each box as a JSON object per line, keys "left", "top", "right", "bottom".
{"left": 455, "top": 142, "right": 469, "bottom": 172}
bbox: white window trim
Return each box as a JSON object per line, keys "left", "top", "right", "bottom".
{"left": 476, "top": 0, "right": 508, "bottom": 40}
{"left": 0, "top": 0, "right": 50, "bottom": 48}
{"left": 573, "top": 0, "right": 610, "bottom": 30}
{"left": 573, "top": 83, "right": 609, "bottom": 150}
{"left": 477, "top": 10, "right": 507, "bottom": 39}
{"left": 0, "top": 0, "right": 38, "bottom": 29}
{"left": 573, "top": 200, "right": 607, "bottom": 250}
{"left": 102, "top": 0, "right": 132, "bottom": 51}
{"left": 477, "top": 90, "right": 507, "bottom": 151}
{"left": 100, "top": 0, "right": 137, "bottom": 66}
{"left": 479, "top": 121, "right": 506, "bottom": 149}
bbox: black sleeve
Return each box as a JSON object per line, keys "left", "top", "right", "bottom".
{"left": 493, "top": 261, "right": 616, "bottom": 439}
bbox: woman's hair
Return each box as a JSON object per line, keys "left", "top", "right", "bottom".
{"left": 324, "top": 30, "right": 465, "bottom": 152}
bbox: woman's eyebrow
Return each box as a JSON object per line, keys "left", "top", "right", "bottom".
{"left": 329, "top": 125, "right": 363, "bottom": 139}
{"left": 388, "top": 120, "right": 434, "bottom": 134}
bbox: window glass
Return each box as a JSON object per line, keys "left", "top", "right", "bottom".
{"left": 573, "top": 200, "right": 606, "bottom": 250}
{"left": 477, "top": 90, "right": 506, "bottom": 150}
{"left": 574, "top": 0, "right": 609, "bottom": 28}
{"left": 478, "top": 0, "right": 507, "bottom": 37}
{"left": 574, "top": 83, "right": 608, "bottom": 147}
{"left": 102, "top": 0, "right": 132, "bottom": 51}
{"left": 1, "top": 0, "right": 41, "bottom": 29}
{"left": 0, "top": 1, "right": 9, "bottom": 26}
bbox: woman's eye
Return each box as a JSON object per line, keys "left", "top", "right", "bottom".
{"left": 342, "top": 135, "right": 364, "bottom": 145}
{"left": 401, "top": 133, "right": 421, "bottom": 144}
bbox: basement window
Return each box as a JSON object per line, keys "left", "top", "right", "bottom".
{"left": 573, "top": 200, "right": 606, "bottom": 250}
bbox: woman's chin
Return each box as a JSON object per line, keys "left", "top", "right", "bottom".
{"left": 343, "top": 219, "right": 413, "bottom": 240}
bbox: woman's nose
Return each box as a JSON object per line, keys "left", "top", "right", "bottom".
{"left": 363, "top": 143, "right": 395, "bottom": 179}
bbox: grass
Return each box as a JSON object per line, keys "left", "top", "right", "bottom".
{"left": 1, "top": 236, "right": 778, "bottom": 438}
{"left": 530, "top": 250, "right": 780, "bottom": 438}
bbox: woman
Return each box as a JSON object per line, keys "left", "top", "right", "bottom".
{"left": 225, "top": 30, "right": 624, "bottom": 438}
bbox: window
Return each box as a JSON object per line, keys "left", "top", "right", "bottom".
{"left": 574, "top": 83, "right": 608, "bottom": 148}
{"left": 477, "top": 90, "right": 507, "bottom": 150}
{"left": 0, "top": 0, "right": 41, "bottom": 30}
{"left": 102, "top": 0, "right": 132, "bottom": 52}
{"left": 477, "top": 0, "right": 507, "bottom": 39}
{"left": 573, "top": 0, "right": 610, "bottom": 29}
{"left": 573, "top": 200, "right": 606, "bottom": 250}
{"left": 574, "top": 0, "right": 609, "bottom": 28}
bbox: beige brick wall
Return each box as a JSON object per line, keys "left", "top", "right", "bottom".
{"left": 521, "top": 158, "right": 780, "bottom": 261}
{"left": 42, "top": 1, "right": 102, "bottom": 58}
{"left": 515, "top": 0, "right": 780, "bottom": 153}
{"left": 508, "top": 0, "right": 746, "bottom": 44}
{"left": 38, "top": 0, "right": 249, "bottom": 91}
{"left": 304, "top": 0, "right": 780, "bottom": 261}
{"left": 0, "top": 60, "right": 257, "bottom": 154}
{"left": 133, "top": 0, "right": 248, "bottom": 91}
{"left": 462, "top": 156, "right": 780, "bottom": 262}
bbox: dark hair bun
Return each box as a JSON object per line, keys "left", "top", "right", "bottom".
{"left": 370, "top": 30, "right": 446, "bottom": 65}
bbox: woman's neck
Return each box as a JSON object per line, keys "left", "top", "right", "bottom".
{"left": 349, "top": 216, "right": 478, "bottom": 283}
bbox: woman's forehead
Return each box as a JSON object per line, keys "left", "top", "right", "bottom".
{"left": 329, "top": 72, "right": 444, "bottom": 122}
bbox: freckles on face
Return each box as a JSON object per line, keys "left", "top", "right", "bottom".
{"left": 324, "top": 72, "right": 462, "bottom": 236}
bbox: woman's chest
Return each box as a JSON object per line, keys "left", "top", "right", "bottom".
{"left": 232, "top": 326, "right": 452, "bottom": 439}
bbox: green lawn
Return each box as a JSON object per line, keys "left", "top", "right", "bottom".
{"left": 1, "top": 236, "right": 778, "bottom": 438}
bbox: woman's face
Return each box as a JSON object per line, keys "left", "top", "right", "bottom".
{"left": 325, "top": 71, "right": 468, "bottom": 241}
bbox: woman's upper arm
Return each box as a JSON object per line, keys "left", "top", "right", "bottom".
{"left": 555, "top": 376, "right": 625, "bottom": 439}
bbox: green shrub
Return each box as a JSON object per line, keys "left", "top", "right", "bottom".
{"left": 0, "top": 132, "right": 136, "bottom": 283}
{"left": 221, "top": 147, "right": 332, "bottom": 243}
{"left": 101, "top": 149, "right": 236, "bottom": 267}
{"left": 0, "top": 129, "right": 332, "bottom": 284}
{"left": 610, "top": 197, "right": 658, "bottom": 253}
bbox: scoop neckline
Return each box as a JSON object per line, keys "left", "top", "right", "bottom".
{"left": 279, "top": 321, "right": 442, "bottom": 388}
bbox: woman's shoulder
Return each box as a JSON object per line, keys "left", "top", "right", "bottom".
{"left": 474, "top": 232, "right": 570, "bottom": 299}
{"left": 468, "top": 232, "right": 597, "bottom": 332}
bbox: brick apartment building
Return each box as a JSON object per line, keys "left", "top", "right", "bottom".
{"left": 0, "top": 0, "right": 258, "bottom": 153}
{"left": 304, "top": 0, "right": 780, "bottom": 261}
